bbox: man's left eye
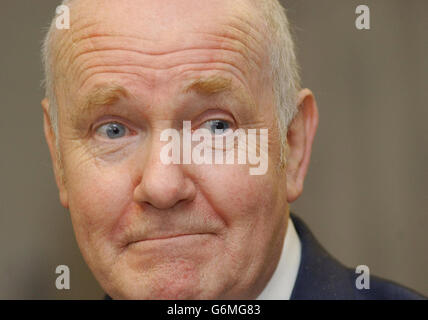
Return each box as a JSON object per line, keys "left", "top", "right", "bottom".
{"left": 96, "top": 122, "right": 128, "bottom": 139}
{"left": 200, "top": 120, "right": 231, "bottom": 135}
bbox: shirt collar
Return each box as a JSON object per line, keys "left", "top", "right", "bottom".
{"left": 256, "top": 216, "right": 301, "bottom": 300}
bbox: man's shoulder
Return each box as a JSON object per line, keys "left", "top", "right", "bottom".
{"left": 290, "top": 214, "right": 426, "bottom": 300}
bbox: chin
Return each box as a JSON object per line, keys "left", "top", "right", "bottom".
{"left": 104, "top": 266, "right": 211, "bottom": 300}
{"left": 113, "top": 281, "right": 207, "bottom": 300}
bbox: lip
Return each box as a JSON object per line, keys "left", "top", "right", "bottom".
{"left": 127, "top": 233, "right": 211, "bottom": 247}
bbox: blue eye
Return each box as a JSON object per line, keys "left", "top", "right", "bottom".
{"left": 202, "top": 120, "right": 231, "bottom": 135}
{"left": 97, "top": 122, "right": 127, "bottom": 139}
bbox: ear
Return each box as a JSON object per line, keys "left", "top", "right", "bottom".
{"left": 286, "top": 89, "right": 319, "bottom": 203}
{"left": 42, "top": 98, "right": 69, "bottom": 208}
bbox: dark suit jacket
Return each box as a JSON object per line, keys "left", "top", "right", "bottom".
{"left": 290, "top": 213, "right": 425, "bottom": 299}
{"left": 105, "top": 214, "right": 426, "bottom": 300}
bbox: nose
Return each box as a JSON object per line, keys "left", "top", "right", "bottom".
{"left": 133, "top": 146, "right": 196, "bottom": 210}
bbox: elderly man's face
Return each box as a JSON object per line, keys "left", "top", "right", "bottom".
{"left": 45, "top": 0, "right": 294, "bottom": 299}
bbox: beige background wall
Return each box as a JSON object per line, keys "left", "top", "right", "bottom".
{"left": 0, "top": 0, "right": 426, "bottom": 299}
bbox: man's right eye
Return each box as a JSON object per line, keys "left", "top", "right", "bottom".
{"left": 96, "top": 122, "right": 128, "bottom": 139}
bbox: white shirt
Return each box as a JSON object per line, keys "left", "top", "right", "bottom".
{"left": 257, "top": 217, "right": 302, "bottom": 300}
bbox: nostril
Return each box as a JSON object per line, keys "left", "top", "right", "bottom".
{"left": 133, "top": 155, "right": 197, "bottom": 209}
{"left": 134, "top": 178, "right": 194, "bottom": 210}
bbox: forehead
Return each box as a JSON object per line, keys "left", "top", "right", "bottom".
{"left": 63, "top": 0, "right": 265, "bottom": 39}
{"left": 53, "top": 0, "right": 271, "bottom": 106}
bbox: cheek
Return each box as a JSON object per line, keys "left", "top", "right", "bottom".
{"left": 191, "top": 163, "right": 283, "bottom": 287}
{"left": 194, "top": 164, "right": 277, "bottom": 228}
{"left": 65, "top": 159, "right": 134, "bottom": 249}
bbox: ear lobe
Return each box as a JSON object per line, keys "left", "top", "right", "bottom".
{"left": 41, "top": 98, "right": 69, "bottom": 208}
{"left": 286, "top": 89, "right": 319, "bottom": 203}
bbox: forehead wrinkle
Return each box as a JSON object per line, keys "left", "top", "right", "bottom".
{"left": 188, "top": 10, "right": 269, "bottom": 74}
{"left": 54, "top": 1, "right": 267, "bottom": 68}
{"left": 219, "top": 15, "right": 267, "bottom": 67}
{"left": 51, "top": 20, "right": 104, "bottom": 96}
{"left": 66, "top": 8, "right": 266, "bottom": 71}
{"left": 60, "top": 30, "right": 257, "bottom": 97}
{"left": 189, "top": 30, "right": 263, "bottom": 74}
{"left": 51, "top": 0, "right": 103, "bottom": 71}
{"left": 52, "top": 0, "right": 268, "bottom": 65}
{"left": 54, "top": 21, "right": 99, "bottom": 68}
{"left": 65, "top": 21, "right": 262, "bottom": 77}
{"left": 74, "top": 46, "right": 253, "bottom": 95}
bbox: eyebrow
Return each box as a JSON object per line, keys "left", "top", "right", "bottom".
{"left": 75, "top": 84, "right": 130, "bottom": 115}
{"left": 182, "top": 75, "right": 254, "bottom": 108}
{"left": 183, "top": 75, "right": 233, "bottom": 94}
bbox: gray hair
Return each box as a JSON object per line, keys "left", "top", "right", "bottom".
{"left": 41, "top": 0, "right": 301, "bottom": 162}
{"left": 42, "top": 0, "right": 69, "bottom": 137}
{"left": 256, "top": 0, "right": 301, "bottom": 161}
